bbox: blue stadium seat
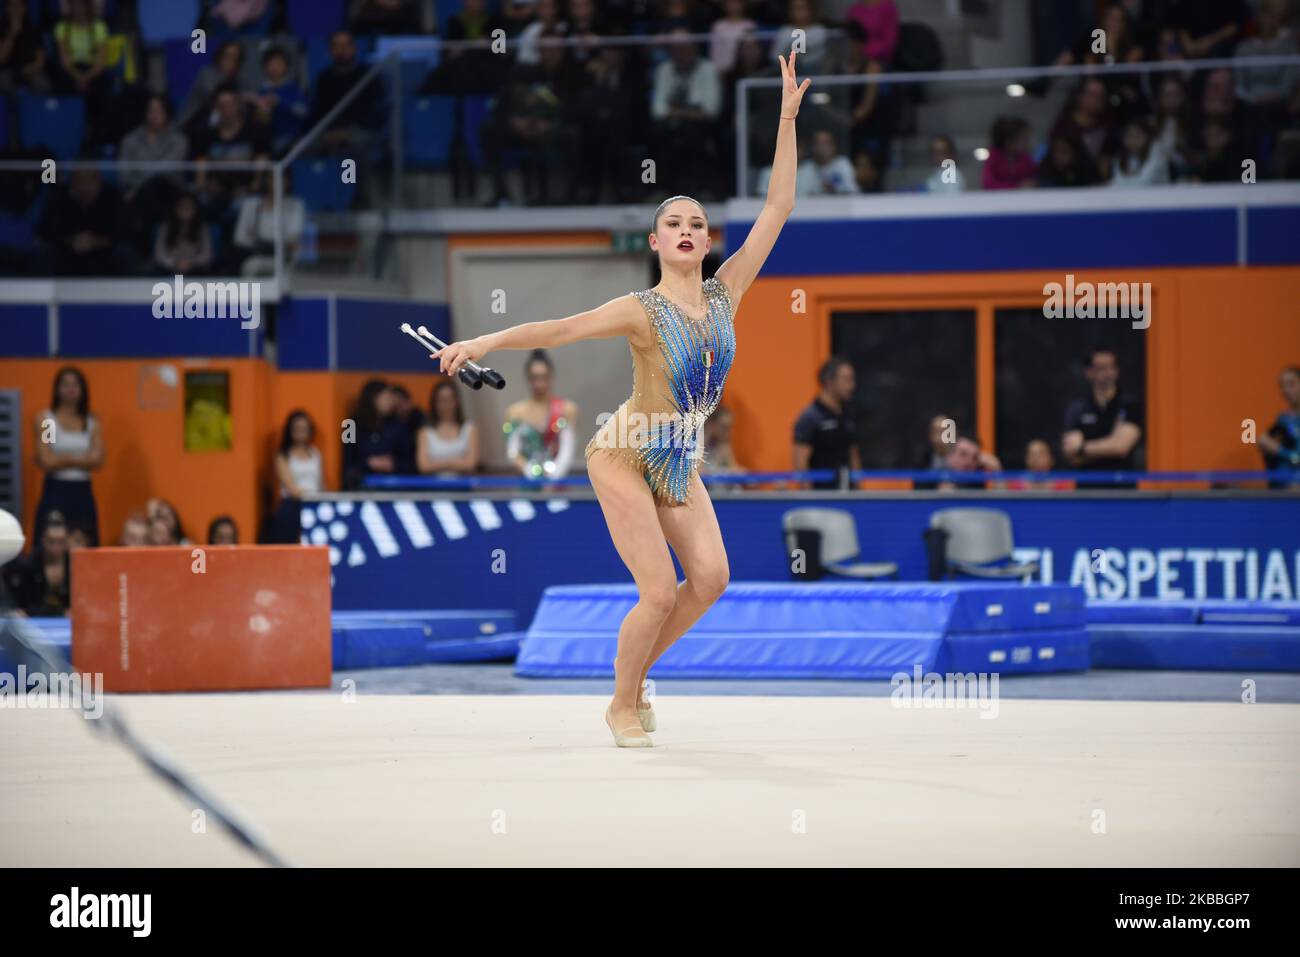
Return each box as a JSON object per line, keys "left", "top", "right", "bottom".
{"left": 138, "top": 0, "right": 199, "bottom": 45}
{"left": 462, "top": 93, "right": 493, "bottom": 167}
{"left": 163, "top": 37, "right": 211, "bottom": 108}
{"left": 17, "top": 95, "right": 85, "bottom": 160}
{"left": 287, "top": 0, "right": 346, "bottom": 38}
{"left": 402, "top": 95, "right": 454, "bottom": 169}
{"left": 291, "top": 157, "right": 351, "bottom": 212}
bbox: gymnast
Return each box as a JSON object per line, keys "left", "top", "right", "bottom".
{"left": 432, "top": 51, "right": 812, "bottom": 748}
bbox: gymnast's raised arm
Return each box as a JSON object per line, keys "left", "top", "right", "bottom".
{"left": 431, "top": 295, "right": 645, "bottom": 377}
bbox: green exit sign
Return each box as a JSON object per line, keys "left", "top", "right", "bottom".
{"left": 611, "top": 231, "right": 645, "bottom": 253}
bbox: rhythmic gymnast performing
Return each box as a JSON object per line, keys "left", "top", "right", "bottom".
{"left": 426, "top": 52, "right": 811, "bottom": 748}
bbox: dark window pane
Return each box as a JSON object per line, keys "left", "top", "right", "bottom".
{"left": 830, "top": 310, "right": 977, "bottom": 468}
{"left": 994, "top": 308, "right": 1147, "bottom": 469}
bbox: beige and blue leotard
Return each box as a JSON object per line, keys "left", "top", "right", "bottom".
{"left": 584, "top": 275, "right": 737, "bottom": 507}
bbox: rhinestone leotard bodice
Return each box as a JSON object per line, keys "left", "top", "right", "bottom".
{"left": 584, "top": 275, "right": 737, "bottom": 507}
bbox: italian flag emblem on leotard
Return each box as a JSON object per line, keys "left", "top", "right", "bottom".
{"left": 703, "top": 348, "right": 714, "bottom": 368}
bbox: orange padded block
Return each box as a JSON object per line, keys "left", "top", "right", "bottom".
{"left": 71, "top": 546, "right": 332, "bottom": 692}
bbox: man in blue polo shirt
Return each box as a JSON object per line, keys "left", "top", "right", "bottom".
{"left": 1061, "top": 348, "right": 1143, "bottom": 487}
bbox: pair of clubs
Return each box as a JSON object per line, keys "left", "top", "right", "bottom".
{"left": 400, "top": 323, "right": 506, "bottom": 390}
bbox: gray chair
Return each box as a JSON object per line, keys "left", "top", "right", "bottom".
{"left": 782, "top": 508, "right": 899, "bottom": 580}
{"left": 928, "top": 507, "right": 1039, "bottom": 581}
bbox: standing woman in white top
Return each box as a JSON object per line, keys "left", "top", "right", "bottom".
{"left": 269, "top": 410, "right": 323, "bottom": 543}
{"left": 34, "top": 367, "right": 104, "bottom": 547}
{"left": 417, "top": 381, "right": 479, "bottom": 478}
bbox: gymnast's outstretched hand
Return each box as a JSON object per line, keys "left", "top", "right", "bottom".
{"left": 432, "top": 337, "right": 489, "bottom": 376}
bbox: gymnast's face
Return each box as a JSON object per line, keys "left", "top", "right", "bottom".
{"left": 652, "top": 201, "right": 710, "bottom": 265}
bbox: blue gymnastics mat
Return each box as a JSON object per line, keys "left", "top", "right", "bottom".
{"left": 1087, "top": 599, "right": 1300, "bottom": 671}
{"left": 514, "top": 582, "right": 1089, "bottom": 679}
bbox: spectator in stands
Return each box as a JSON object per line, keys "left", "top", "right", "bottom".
{"left": 388, "top": 384, "right": 423, "bottom": 474}
{"left": 233, "top": 171, "right": 305, "bottom": 276}
{"left": 712, "top": 0, "right": 757, "bottom": 75}
{"left": 793, "top": 355, "right": 861, "bottom": 490}
{"left": 481, "top": 26, "right": 583, "bottom": 205}
{"left": 924, "top": 134, "right": 967, "bottom": 192}
{"left": 726, "top": 29, "right": 784, "bottom": 184}
{"left": 502, "top": 0, "right": 542, "bottom": 39}
{"left": 776, "top": 0, "right": 832, "bottom": 76}
{"left": 1052, "top": 78, "right": 1114, "bottom": 176}
{"left": 982, "top": 116, "right": 1038, "bottom": 190}
{"left": 421, "top": 0, "right": 509, "bottom": 94}
{"left": 343, "top": 379, "right": 405, "bottom": 490}
{"left": 1193, "top": 67, "right": 1247, "bottom": 144}
{"left": 253, "top": 46, "right": 309, "bottom": 158}
{"left": 1037, "top": 132, "right": 1100, "bottom": 187}
{"left": 1053, "top": 2, "right": 1145, "bottom": 67}
{"left": 306, "top": 31, "right": 381, "bottom": 162}
{"left": 154, "top": 191, "right": 214, "bottom": 276}
{"left": 33, "top": 367, "right": 102, "bottom": 547}
{"left": 1187, "top": 117, "right": 1245, "bottom": 181}
{"left": 178, "top": 41, "right": 250, "bottom": 138}
{"left": 1259, "top": 365, "right": 1300, "bottom": 487}
{"left": 799, "top": 128, "right": 860, "bottom": 194}
{"left": 572, "top": 27, "right": 648, "bottom": 203}
{"left": 350, "top": 0, "right": 422, "bottom": 35}
{"left": 852, "top": 149, "right": 883, "bottom": 192}
{"left": 649, "top": 29, "right": 723, "bottom": 198}
{"left": 700, "top": 404, "right": 745, "bottom": 473}
{"left": 52, "top": 0, "right": 114, "bottom": 145}
{"left": 207, "top": 515, "right": 239, "bottom": 545}
{"left": 1061, "top": 347, "right": 1143, "bottom": 485}
{"left": 0, "top": 0, "right": 49, "bottom": 94}
{"left": 37, "top": 167, "right": 127, "bottom": 277}
{"left": 208, "top": 0, "right": 273, "bottom": 34}
{"left": 264, "top": 410, "right": 322, "bottom": 542}
{"left": 1005, "top": 439, "right": 1071, "bottom": 491}
{"left": 120, "top": 94, "right": 188, "bottom": 253}
{"left": 518, "top": 0, "right": 568, "bottom": 65}
{"left": 1171, "top": 0, "right": 1247, "bottom": 59}
{"left": 417, "top": 381, "right": 480, "bottom": 477}
{"left": 2, "top": 512, "right": 71, "bottom": 616}
{"left": 1152, "top": 77, "right": 1192, "bottom": 179}
{"left": 844, "top": 25, "right": 899, "bottom": 174}
{"left": 916, "top": 413, "right": 956, "bottom": 470}
{"left": 194, "top": 85, "right": 271, "bottom": 215}
{"left": 118, "top": 510, "right": 149, "bottom": 546}
{"left": 652, "top": 0, "right": 710, "bottom": 36}
{"left": 937, "top": 435, "right": 1002, "bottom": 491}
{"left": 846, "top": 0, "right": 899, "bottom": 68}
{"left": 1110, "top": 118, "right": 1171, "bottom": 186}
{"left": 146, "top": 497, "right": 190, "bottom": 545}
{"left": 1236, "top": 0, "right": 1300, "bottom": 154}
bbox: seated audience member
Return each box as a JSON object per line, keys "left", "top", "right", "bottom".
{"left": 1037, "top": 133, "right": 1100, "bottom": 188}
{"left": 178, "top": 41, "right": 251, "bottom": 137}
{"left": 38, "top": 168, "right": 127, "bottom": 277}
{"left": 713, "top": 0, "right": 757, "bottom": 75}
{"left": 937, "top": 436, "right": 1002, "bottom": 491}
{"left": 252, "top": 46, "right": 309, "bottom": 157}
{"left": 1109, "top": 118, "right": 1170, "bottom": 187}
{"left": 1187, "top": 117, "right": 1244, "bottom": 182}
{"left": 1005, "top": 439, "right": 1072, "bottom": 491}
{"left": 1173, "top": 0, "right": 1246, "bottom": 59}
{"left": 342, "top": 380, "right": 407, "bottom": 490}
{"left": 983, "top": 116, "right": 1037, "bottom": 190}
{"left": 2, "top": 512, "right": 71, "bottom": 616}
{"left": 118, "top": 511, "right": 150, "bottom": 546}
{"left": 209, "top": 0, "right": 273, "bottom": 34}
{"left": 649, "top": 30, "right": 724, "bottom": 199}
{"left": 120, "top": 95, "right": 189, "bottom": 253}
{"left": 1051, "top": 78, "right": 1113, "bottom": 175}
{"left": 307, "top": 31, "right": 381, "bottom": 155}
{"left": 193, "top": 85, "right": 271, "bottom": 214}
{"left": 350, "top": 0, "right": 422, "bottom": 34}
{"left": 775, "top": 0, "right": 832, "bottom": 76}
{"left": 846, "top": 0, "right": 900, "bottom": 69}
{"left": 207, "top": 515, "right": 239, "bottom": 545}
{"left": 793, "top": 356, "right": 861, "bottom": 490}
{"left": 1151, "top": 77, "right": 1192, "bottom": 180}
{"left": 924, "top": 135, "right": 967, "bottom": 193}
{"left": 233, "top": 172, "right": 305, "bottom": 277}
{"left": 1234, "top": 0, "right": 1299, "bottom": 119}
{"left": 800, "top": 129, "right": 861, "bottom": 194}
{"left": 418, "top": 382, "right": 480, "bottom": 477}
{"left": 0, "top": 0, "right": 50, "bottom": 94}
{"left": 52, "top": 0, "right": 115, "bottom": 144}
{"left": 145, "top": 497, "right": 190, "bottom": 545}
{"left": 1259, "top": 365, "right": 1300, "bottom": 488}
{"left": 154, "top": 192, "right": 214, "bottom": 275}
{"left": 388, "top": 385, "right": 423, "bottom": 474}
